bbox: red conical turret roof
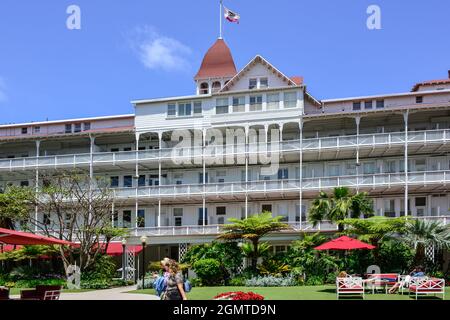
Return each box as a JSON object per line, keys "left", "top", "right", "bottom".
{"left": 194, "top": 39, "right": 237, "bottom": 80}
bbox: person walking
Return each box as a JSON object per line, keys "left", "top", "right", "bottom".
{"left": 160, "top": 259, "right": 188, "bottom": 300}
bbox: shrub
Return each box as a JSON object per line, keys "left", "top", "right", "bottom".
{"left": 81, "top": 255, "right": 117, "bottom": 281}
{"left": 80, "top": 279, "right": 111, "bottom": 290}
{"left": 245, "top": 274, "right": 297, "bottom": 287}
{"left": 136, "top": 277, "right": 156, "bottom": 290}
{"left": 148, "top": 261, "right": 163, "bottom": 273}
{"left": 304, "top": 275, "right": 325, "bottom": 286}
{"left": 192, "top": 258, "right": 224, "bottom": 286}
{"left": 15, "top": 278, "right": 67, "bottom": 289}
{"left": 228, "top": 276, "right": 246, "bottom": 286}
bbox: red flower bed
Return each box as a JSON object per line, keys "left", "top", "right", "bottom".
{"left": 214, "top": 291, "right": 265, "bottom": 300}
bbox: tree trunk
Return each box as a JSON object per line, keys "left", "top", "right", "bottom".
{"left": 251, "top": 239, "right": 259, "bottom": 272}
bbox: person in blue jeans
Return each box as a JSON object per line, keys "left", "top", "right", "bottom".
{"left": 389, "top": 266, "right": 425, "bottom": 294}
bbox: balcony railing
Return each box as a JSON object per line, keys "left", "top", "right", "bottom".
{"left": 113, "top": 170, "right": 450, "bottom": 199}
{"left": 1, "top": 129, "right": 450, "bottom": 171}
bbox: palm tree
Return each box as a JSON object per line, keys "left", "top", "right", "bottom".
{"left": 218, "top": 212, "right": 289, "bottom": 272}
{"left": 308, "top": 187, "right": 374, "bottom": 232}
{"left": 398, "top": 219, "right": 450, "bottom": 267}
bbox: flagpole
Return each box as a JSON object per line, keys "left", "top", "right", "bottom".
{"left": 219, "top": 0, "right": 223, "bottom": 39}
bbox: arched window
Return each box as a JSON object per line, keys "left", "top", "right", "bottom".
{"left": 212, "top": 81, "right": 222, "bottom": 93}
{"left": 200, "top": 82, "right": 209, "bottom": 95}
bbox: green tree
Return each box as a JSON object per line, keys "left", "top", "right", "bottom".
{"left": 182, "top": 241, "right": 244, "bottom": 280}
{"left": 218, "top": 212, "right": 289, "bottom": 272}
{"left": 397, "top": 219, "right": 450, "bottom": 267}
{"left": 308, "top": 187, "right": 374, "bottom": 232}
{"left": 341, "top": 216, "right": 407, "bottom": 263}
{"left": 0, "top": 186, "right": 33, "bottom": 229}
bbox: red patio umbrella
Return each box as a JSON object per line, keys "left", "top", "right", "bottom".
{"left": 0, "top": 227, "right": 74, "bottom": 246}
{"left": 314, "top": 236, "right": 375, "bottom": 251}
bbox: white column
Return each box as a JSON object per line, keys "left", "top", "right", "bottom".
{"left": 202, "top": 129, "right": 207, "bottom": 226}
{"left": 135, "top": 133, "right": 140, "bottom": 232}
{"left": 299, "top": 119, "right": 303, "bottom": 229}
{"left": 245, "top": 125, "right": 249, "bottom": 219}
{"left": 158, "top": 132, "right": 163, "bottom": 228}
{"left": 34, "top": 140, "right": 40, "bottom": 231}
{"left": 355, "top": 116, "right": 361, "bottom": 192}
{"left": 404, "top": 111, "right": 409, "bottom": 217}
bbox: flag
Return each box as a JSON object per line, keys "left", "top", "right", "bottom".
{"left": 224, "top": 7, "right": 240, "bottom": 23}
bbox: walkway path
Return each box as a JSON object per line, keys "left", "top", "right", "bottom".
{"left": 12, "top": 286, "right": 159, "bottom": 301}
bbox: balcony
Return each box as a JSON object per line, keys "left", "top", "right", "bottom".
{"left": 112, "top": 170, "right": 450, "bottom": 202}
{"left": 1, "top": 129, "right": 450, "bottom": 172}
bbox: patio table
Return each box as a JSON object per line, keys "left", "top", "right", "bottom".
{"left": 365, "top": 278, "right": 389, "bottom": 294}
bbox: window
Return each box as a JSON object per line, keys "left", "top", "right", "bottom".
{"left": 84, "top": 122, "right": 91, "bottom": 131}
{"left": 137, "top": 209, "right": 145, "bottom": 228}
{"left": 267, "top": 93, "right": 280, "bottom": 110}
{"left": 376, "top": 100, "right": 385, "bottom": 109}
{"left": 199, "top": 172, "right": 209, "bottom": 183}
{"left": 193, "top": 102, "right": 202, "bottom": 115}
{"left": 328, "top": 164, "right": 340, "bottom": 177}
{"left": 216, "top": 98, "right": 229, "bottom": 114}
{"left": 262, "top": 204, "right": 272, "bottom": 213}
{"left": 212, "top": 81, "right": 221, "bottom": 93}
{"left": 112, "top": 211, "right": 118, "bottom": 228}
{"left": 416, "top": 96, "right": 423, "bottom": 104}
{"left": 110, "top": 176, "right": 119, "bottom": 188}
{"left": 178, "top": 102, "right": 192, "bottom": 117}
{"left": 74, "top": 123, "right": 82, "bottom": 133}
{"left": 278, "top": 168, "right": 289, "bottom": 180}
{"left": 123, "top": 210, "right": 132, "bottom": 228}
{"left": 123, "top": 147, "right": 132, "bottom": 152}
{"left": 364, "top": 101, "right": 373, "bottom": 110}
{"left": 415, "top": 197, "right": 426, "bottom": 207}
{"left": 123, "top": 175, "right": 133, "bottom": 188}
{"left": 138, "top": 146, "right": 146, "bottom": 151}
{"left": 384, "top": 199, "right": 396, "bottom": 217}
{"left": 249, "top": 78, "right": 257, "bottom": 90}
{"left": 415, "top": 159, "right": 426, "bottom": 171}
{"left": 249, "top": 95, "right": 262, "bottom": 111}
{"left": 65, "top": 124, "right": 72, "bottom": 133}
{"left": 385, "top": 160, "right": 396, "bottom": 173}
{"left": 363, "top": 162, "right": 376, "bottom": 174}
{"left": 43, "top": 214, "right": 51, "bottom": 226}
{"left": 216, "top": 207, "right": 226, "bottom": 215}
{"left": 232, "top": 96, "right": 245, "bottom": 113}
{"left": 198, "top": 208, "right": 208, "bottom": 226}
{"left": 174, "top": 173, "right": 183, "bottom": 185}
{"left": 20, "top": 180, "right": 29, "bottom": 187}
{"left": 174, "top": 208, "right": 183, "bottom": 227}
{"left": 33, "top": 126, "right": 41, "bottom": 134}
{"left": 284, "top": 92, "right": 297, "bottom": 108}
{"left": 353, "top": 102, "right": 361, "bottom": 111}
{"left": 111, "top": 148, "right": 119, "bottom": 153}
{"left": 138, "top": 175, "right": 146, "bottom": 187}
{"left": 241, "top": 207, "right": 246, "bottom": 220}
{"left": 217, "top": 217, "right": 225, "bottom": 225}
{"left": 167, "top": 104, "right": 176, "bottom": 117}
{"left": 199, "top": 82, "right": 209, "bottom": 95}
{"left": 21, "top": 127, "right": 28, "bottom": 134}
{"left": 260, "top": 78, "right": 268, "bottom": 88}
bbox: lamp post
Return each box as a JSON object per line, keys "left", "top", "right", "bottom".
{"left": 121, "top": 238, "right": 127, "bottom": 281}
{"left": 140, "top": 236, "right": 148, "bottom": 290}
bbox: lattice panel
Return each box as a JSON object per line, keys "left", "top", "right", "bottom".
{"left": 179, "top": 243, "right": 188, "bottom": 261}
{"left": 126, "top": 246, "right": 136, "bottom": 282}
{"left": 425, "top": 244, "right": 435, "bottom": 263}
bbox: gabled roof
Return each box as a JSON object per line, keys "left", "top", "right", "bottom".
{"left": 194, "top": 39, "right": 237, "bottom": 80}
{"left": 219, "top": 55, "right": 299, "bottom": 92}
{"left": 411, "top": 78, "right": 450, "bottom": 92}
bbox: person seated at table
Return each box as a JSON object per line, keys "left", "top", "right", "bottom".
{"left": 388, "top": 266, "right": 425, "bottom": 294}
{"left": 338, "top": 271, "right": 349, "bottom": 278}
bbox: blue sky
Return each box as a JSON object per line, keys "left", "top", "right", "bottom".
{"left": 0, "top": 0, "right": 448, "bottom": 124}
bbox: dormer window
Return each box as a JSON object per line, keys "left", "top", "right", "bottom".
{"left": 200, "top": 82, "right": 209, "bottom": 95}
{"left": 167, "top": 104, "right": 176, "bottom": 117}
{"left": 260, "top": 78, "right": 268, "bottom": 88}
{"left": 21, "top": 127, "right": 28, "bottom": 134}
{"left": 212, "top": 81, "right": 221, "bottom": 93}
{"left": 216, "top": 98, "right": 229, "bottom": 114}
{"left": 249, "top": 78, "right": 257, "bottom": 90}
{"left": 178, "top": 102, "right": 192, "bottom": 117}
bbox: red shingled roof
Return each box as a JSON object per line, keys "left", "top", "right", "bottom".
{"left": 195, "top": 39, "right": 237, "bottom": 80}
{"left": 411, "top": 78, "right": 450, "bottom": 92}
{"left": 290, "top": 76, "right": 304, "bottom": 86}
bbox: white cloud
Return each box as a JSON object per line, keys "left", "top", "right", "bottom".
{"left": 128, "top": 26, "right": 191, "bottom": 72}
{"left": 0, "top": 77, "right": 7, "bottom": 103}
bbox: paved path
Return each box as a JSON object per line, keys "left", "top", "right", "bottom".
{"left": 12, "top": 286, "right": 159, "bottom": 301}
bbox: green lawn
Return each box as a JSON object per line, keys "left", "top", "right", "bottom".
{"left": 130, "top": 285, "right": 450, "bottom": 300}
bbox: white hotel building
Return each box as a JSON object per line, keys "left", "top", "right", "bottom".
{"left": 1, "top": 39, "right": 450, "bottom": 262}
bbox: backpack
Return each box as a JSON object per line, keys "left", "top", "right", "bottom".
{"left": 184, "top": 279, "right": 192, "bottom": 293}
{"left": 153, "top": 276, "right": 166, "bottom": 297}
